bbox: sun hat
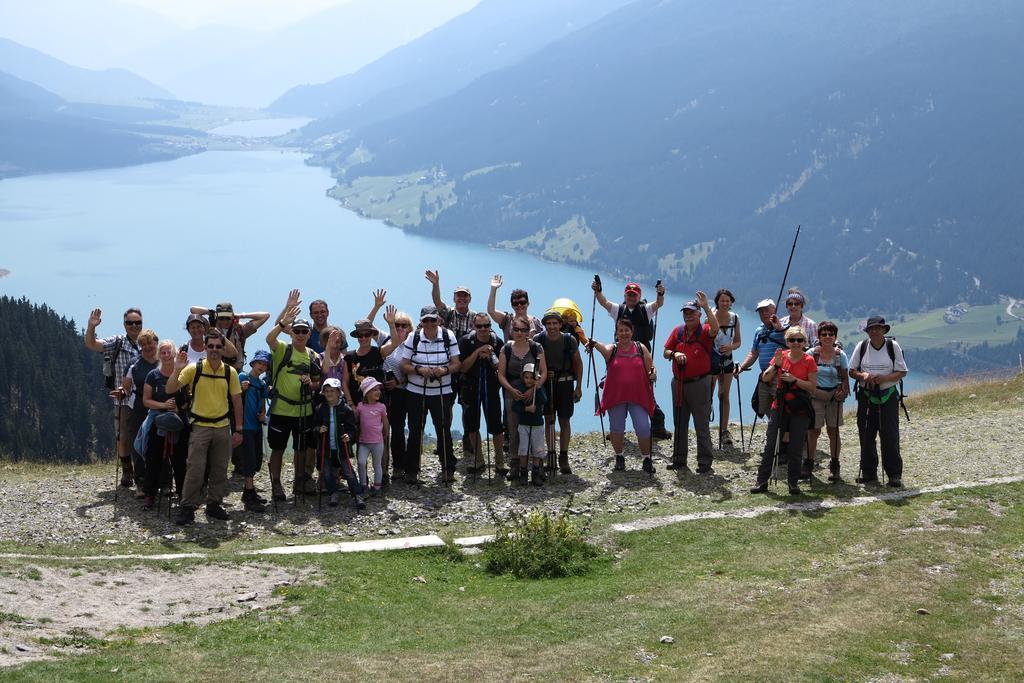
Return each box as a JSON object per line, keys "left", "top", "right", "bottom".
{"left": 521, "top": 362, "right": 539, "bottom": 377}
{"left": 349, "top": 319, "right": 379, "bottom": 338}
{"left": 359, "top": 377, "right": 382, "bottom": 395}
{"left": 250, "top": 349, "right": 271, "bottom": 367}
{"left": 864, "top": 316, "right": 891, "bottom": 334}
{"left": 321, "top": 377, "right": 342, "bottom": 392}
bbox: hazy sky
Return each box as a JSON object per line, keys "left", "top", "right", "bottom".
{"left": 118, "top": 0, "right": 359, "bottom": 31}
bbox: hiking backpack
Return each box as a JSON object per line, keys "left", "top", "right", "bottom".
{"left": 188, "top": 359, "right": 234, "bottom": 426}
{"left": 533, "top": 331, "right": 576, "bottom": 377}
{"left": 617, "top": 302, "right": 654, "bottom": 344}
{"left": 852, "top": 337, "right": 910, "bottom": 421}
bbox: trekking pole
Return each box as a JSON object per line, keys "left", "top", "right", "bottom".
{"left": 439, "top": 377, "right": 450, "bottom": 487}
{"left": 482, "top": 366, "right": 493, "bottom": 484}
{"left": 590, "top": 348, "right": 607, "bottom": 443}
{"left": 547, "top": 374, "right": 556, "bottom": 474}
{"left": 418, "top": 374, "right": 428, "bottom": 486}
{"left": 297, "top": 382, "right": 310, "bottom": 508}
{"left": 736, "top": 370, "right": 746, "bottom": 453}
{"left": 774, "top": 224, "right": 802, "bottom": 309}
{"left": 671, "top": 376, "right": 681, "bottom": 466}
{"left": 113, "top": 401, "right": 122, "bottom": 503}
{"left": 319, "top": 431, "right": 326, "bottom": 510}
{"left": 587, "top": 274, "right": 600, "bottom": 388}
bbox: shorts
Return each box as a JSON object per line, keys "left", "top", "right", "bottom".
{"left": 755, "top": 380, "right": 774, "bottom": 417}
{"left": 710, "top": 350, "right": 734, "bottom": 376}
{"left": 812, "top": 389, "right": 845, "bottom": 430}
{"left": 115, "top": 405, "right": 134, "bottom": 453}
{"left": 543, "top": 376, "right": 576, "bottom": 420}
{"left": 267, "top": 413, "right": 318, "bottom": 451}
{"left": 242, "top": 427, "right": 264, "bottom": 477}
{"left": 517, "top": 424, "right": 546, "bottom": 457}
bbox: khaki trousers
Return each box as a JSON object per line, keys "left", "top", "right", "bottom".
{"left": 180, "top": 425, "right": 231, "bottom": 508}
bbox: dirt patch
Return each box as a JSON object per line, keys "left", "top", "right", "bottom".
{"left": 0, "top": 563, "right": 307, "bottom": 668}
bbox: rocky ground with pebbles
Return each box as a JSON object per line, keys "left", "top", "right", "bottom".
{"left": 2, "top": 381, "right": 1021, "bottom": 552}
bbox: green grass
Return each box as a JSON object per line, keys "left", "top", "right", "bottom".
{"left": 327, "top": 171, "right": 456, "bottom": 227}
{"left": 814, "top": 303, "right": 1023, "bottom": 350}
{"left": 5, "top": 481, "right": 1023, "bottom": 681}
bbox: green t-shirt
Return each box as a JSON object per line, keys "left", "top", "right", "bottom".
{"left": 270, "top": 343, "right": 319, "bottom": 417}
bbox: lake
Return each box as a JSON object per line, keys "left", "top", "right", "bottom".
{"left": 0, "top": 148, "right": 942, "bottom": 433}
{"left": 208, "top": 117, "right": 313, "bottom": 138}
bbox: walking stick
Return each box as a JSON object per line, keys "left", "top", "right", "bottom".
{"left": 439, "top": 377, "right": 450, "bottom": 487}
{"left": 774, "top": 224, "right": 802, "bottom": 311}
{"left": 672, "top": 375, "right": 682, "bottom": 466}
{"left": 587, "top": 275, "right": 600, "bottom": 388}
{"left": 417, "top": 374, "right": 428, "bottom": 486}
{"left": 736, "top": 370, "right": 746, "bottom": 453}
{"left": 319, "top": 431, "right": 327, "bottom": 510}
{"left": 296, "top": 383, "right": 310, "bottom": 508}
{"left": 481, "top": 365, "right": 492, "bottom": 484}
{"left": 589, "top": 347, "right": 606, "bottom": 443}
{"left": 547, "top": 374, "right": 557, "bottom": 474}
{"left": 113, "top": 402, "right": 122, "bottom": 502}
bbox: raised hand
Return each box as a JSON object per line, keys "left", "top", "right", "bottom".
{"left": 372, "top": 288, "right": 387, "bottom": 308}
{"left": 88, "top": 308, "right": 102, "bottom": 328}
{"left": 174, "top": 349, "right": 189, "bottom": 371}
{"left": 655, "top": 281, "right": 666, "bottom": 296}
{"left": 282, "top": 304, "right": 301, "bottom": 327}
{"left": 490, "top": 274, "right": 503, "bottom": 289}
{"left": 424, "top": 270, "right": 439, "bottom": 286}
{"left": 286, "top": 289, "right": 301, "bottom": 309}
{"left": 384, "top": 304, "right": 397, "bottom": 324}
{"left": 695, "top": 290, "right": 709, "bottom": 309}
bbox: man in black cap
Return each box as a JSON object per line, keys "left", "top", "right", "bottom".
{"left": 848, "top": 316, "right": 908, "bottom": 488}
{"left": 188, "top": 302, "right": 270, "bottom": 372}
{"left": 399, "top": 305, "right": 462, "bottom": 484}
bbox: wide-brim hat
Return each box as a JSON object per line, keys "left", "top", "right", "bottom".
{"left": 251, "top": 349, "right": 271, "bottom": 366}
{"left": 864, "top": 316, "right": 891, "bottom": 334}
{"left": 350, "top": 319, "right": 380, "bottom": 338}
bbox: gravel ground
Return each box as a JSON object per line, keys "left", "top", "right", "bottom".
{"left": 1, "top": 394, "right": 1021, "bottom": 550}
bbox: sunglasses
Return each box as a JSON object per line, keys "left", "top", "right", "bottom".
{"left": 395, "top": 323, "right": 412, "bottom": 329}
{"left": 512, "top": 327, "right": 529, "bottom": 333}
{"left": 788, "top": 338, "right": 806, "bottom": 344}
{"left": 512, "top": 300, "right": 528, "bottom": 306}
{"left": 355, "top": 332, "right": 373, "bottom": 339}
{"left": 292, "top": 328, "right": 310, "bottom": 335}
{"left": 206, "top": 343, "right": 224, "bottom": 350}
{"left": 124, "top": 320, "right": 143, "bottom": 326}
{"left": 475, "top": 323, "right": 491, "bottom": 329}
{"left": 786, "top": 301, "right": 802, "bottom": 307}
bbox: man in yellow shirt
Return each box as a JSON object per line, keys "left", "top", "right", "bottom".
{"left": 166, "top": 329, "right": 243, "bottom": 525}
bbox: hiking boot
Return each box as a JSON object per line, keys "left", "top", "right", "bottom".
{"left": 886, "top": 478, "right": 904, "bottom": 489}
{"left": 174, "top": 505, "right": 195, "bottom": 526}
{"left": 369, "top": 484, "right": 382, "bottom": 496}
{"left": 749, "top": 482, "right": 769, "bottom": 494}
{"left": 404, "top": 472, "right": 422, "bottom": 487}
{"left": 303, "top": 476, "right": 318, "bottom": 495}
{"left": 120, "top": 475, "right": 134, "bottom": 488}
{"left": 652, "top": 427, "right": 673, "bottom": 440}
{"left": 142, "top": 496, "right": 155, "bottom": 509}
{"left": 495, "top": 468, "right": 509, "bottom": 479}
{"left": 666, "top": 460, "right": 688, "bottom": 471}
{"left": 354, "top": 495, "right": 367, "bottom": 510}
{"left": 518, "top": 466, "right": 529, "bottom": 486}
{"left": 392, "top": 468, "right": 405, "bottom": 481}
{"left": 381, "top": 473, "right": 391, "bottom": 487}
{"left": 507, "top": 464, "right": 520, "bottom": 482}
{"left": 242, "top": 489, "right": 265, "bottom": 513}
{"left": 642, "top": 457, "right": 655, "bottom": 474}
{"left": 205, "top": 502, "right": 230, "bottom": 521}
{"left": 531, "top": 466, "right": 544, "bottom": 487}
{"left": 827, "top": 459, "right": 841, "bottom": 482}
{"left": 613, "top": 455, "right": 626, "bottom": 472}
{"left": 328, "top": 492, "right": 340, "bottom": 507}
{"left": 788, "top": 484, "right": 802, "bottom": 496}
{"left": 721, "top": 430, "right": 734, "bottom": 447}
{"left": 855, "top": 475, "right": 879, "bottom": 484}
{"left": 558, "top": 452, "right": 572, "bottom": 475}
{"left": 799, "top": 458, "right": 813, "bottom": 480}
{"left": 271, "top": 479, "right": 287, "bottom": 502}
{"left": 696, "top": 465, "right": 715, "bottom": 475}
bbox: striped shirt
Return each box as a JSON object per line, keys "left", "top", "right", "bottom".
{"left": 438, "top": 304, "right": 476, "bottom": 338}
{"left": 399, "top": 328, "right": 460, "bottom": 396}
{"left": 780, "top": 314, "right": 818, "bottom": 349}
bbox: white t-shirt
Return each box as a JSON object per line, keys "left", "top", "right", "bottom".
{"left": 849, "top": 339, "right": 908, "bottom": 391}
{"left": 603, "top": 300, "right": 657, "bottom": 321}
{"left": 399, "top": 327, "right": 461, "bottom": 396}
{"left": 185, "top": 342, "right": 207, "bottom": 365}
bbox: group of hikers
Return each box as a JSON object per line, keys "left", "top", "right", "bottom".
{"left": 85, "top": 270, "right": 909, "bottom": 525}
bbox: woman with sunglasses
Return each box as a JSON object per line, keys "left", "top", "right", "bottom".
{"left": 497, "top": 316, "right": 548, "bottom": 479}
{"left": 343, "top": 317, "right": 401, "bottom": 406}
{"left": 806, "top": 321, "right": 849, "bottom": 482}
{"left": 750, "top": 326, "right": 818, "bottom": 496}
{"left": 487, "top": 273, "right": 543, "bottom": 339}
{"left": 380, "top": 306, "right": 414, "bottom": 481}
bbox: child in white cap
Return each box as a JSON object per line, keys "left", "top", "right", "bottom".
{"left": 355, "top": 377, "right": 390, "bottom": 494}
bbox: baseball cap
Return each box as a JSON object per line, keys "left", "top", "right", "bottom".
{"left": 521, "top": 362, "right": 538, "bottom": 377}
{"left": 680, "top": 300, "right": 701, "bottom": 312}
{"left": 755, "top": 298, "right": 775, "bottom": 311}
{"left": 291, "top": 318, "right": 311, "bottom": 331}
{"left": 420, "top": 305, "right": 440, "bottom": 321}
{"left": 454, "top": 285, "right": 471, "bottom": 295}
{"left": 322, "top": 377, "right": 342, "bottom": 392}
{"left": 215, "top": 302, "right": 234, "bottom": 318}
{"left": 185, "top": 313, "right": 208, "bottom": 328}
{"left": 625, "top": 282, "right": 642, "bottom": 295}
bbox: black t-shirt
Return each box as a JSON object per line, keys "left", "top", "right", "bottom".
{"left": 533, "top": 332, "right": 578, "bottom": 374}
{"left": 128, "top": 357, "right": 159, "bottom": 420}
{"left": 345, "top": 347, "right": 385, "bottom": 404}
{"left": 145, "top": 367, "right": 189, "bottom": 413}
{"left": 458, "top": 332, "right": 503, "bottom": 395}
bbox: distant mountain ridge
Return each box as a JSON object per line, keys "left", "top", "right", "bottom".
{"left": 270, "top": 0, "right": 635, "bottom": 132}
{"left": 312, "top": 0, "right": 1024, "bottom": 316}
{"left": 0, "top": 37, "right": 173, "bottom": 104}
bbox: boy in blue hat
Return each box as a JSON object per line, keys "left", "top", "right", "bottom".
{"left": 238, "top": 350, "right": 271, "bottom": 512}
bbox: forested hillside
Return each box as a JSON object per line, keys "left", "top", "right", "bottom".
{"left": 0, "top": 296, "right": 113, "bottom": 462}
{"left": 313, "top": 0, "right": 1024, "bottom": 317}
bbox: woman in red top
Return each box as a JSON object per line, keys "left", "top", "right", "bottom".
{"left": 750, "top": 326, "right": 818, "bottom": 495}
{"left": 590, "top": 319, "right": 657, "bottom": 474}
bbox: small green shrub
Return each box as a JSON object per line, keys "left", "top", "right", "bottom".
{"left": 482, "top": 497, "right": 603, "bottom": 579}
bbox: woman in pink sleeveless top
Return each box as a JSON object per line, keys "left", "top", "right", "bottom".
{"left": 590, "top": 318, "right": 657, "bottom": 474}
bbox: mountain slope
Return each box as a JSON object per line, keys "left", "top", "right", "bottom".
{"left": 318, "top": 0, "right": 1024, "bottom": 315}
{"left": 270, "top": 0, "right": 634, "bottom": 129}
{"left": 160, "top": 0, "right": 477, "bottom": 107}
{"left": 0, "top": 37, "right": 173, "bottom": 104}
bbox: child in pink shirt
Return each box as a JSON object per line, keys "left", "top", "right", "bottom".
{"left": 355, "top": 377, "right": 390, "bottom": 493}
